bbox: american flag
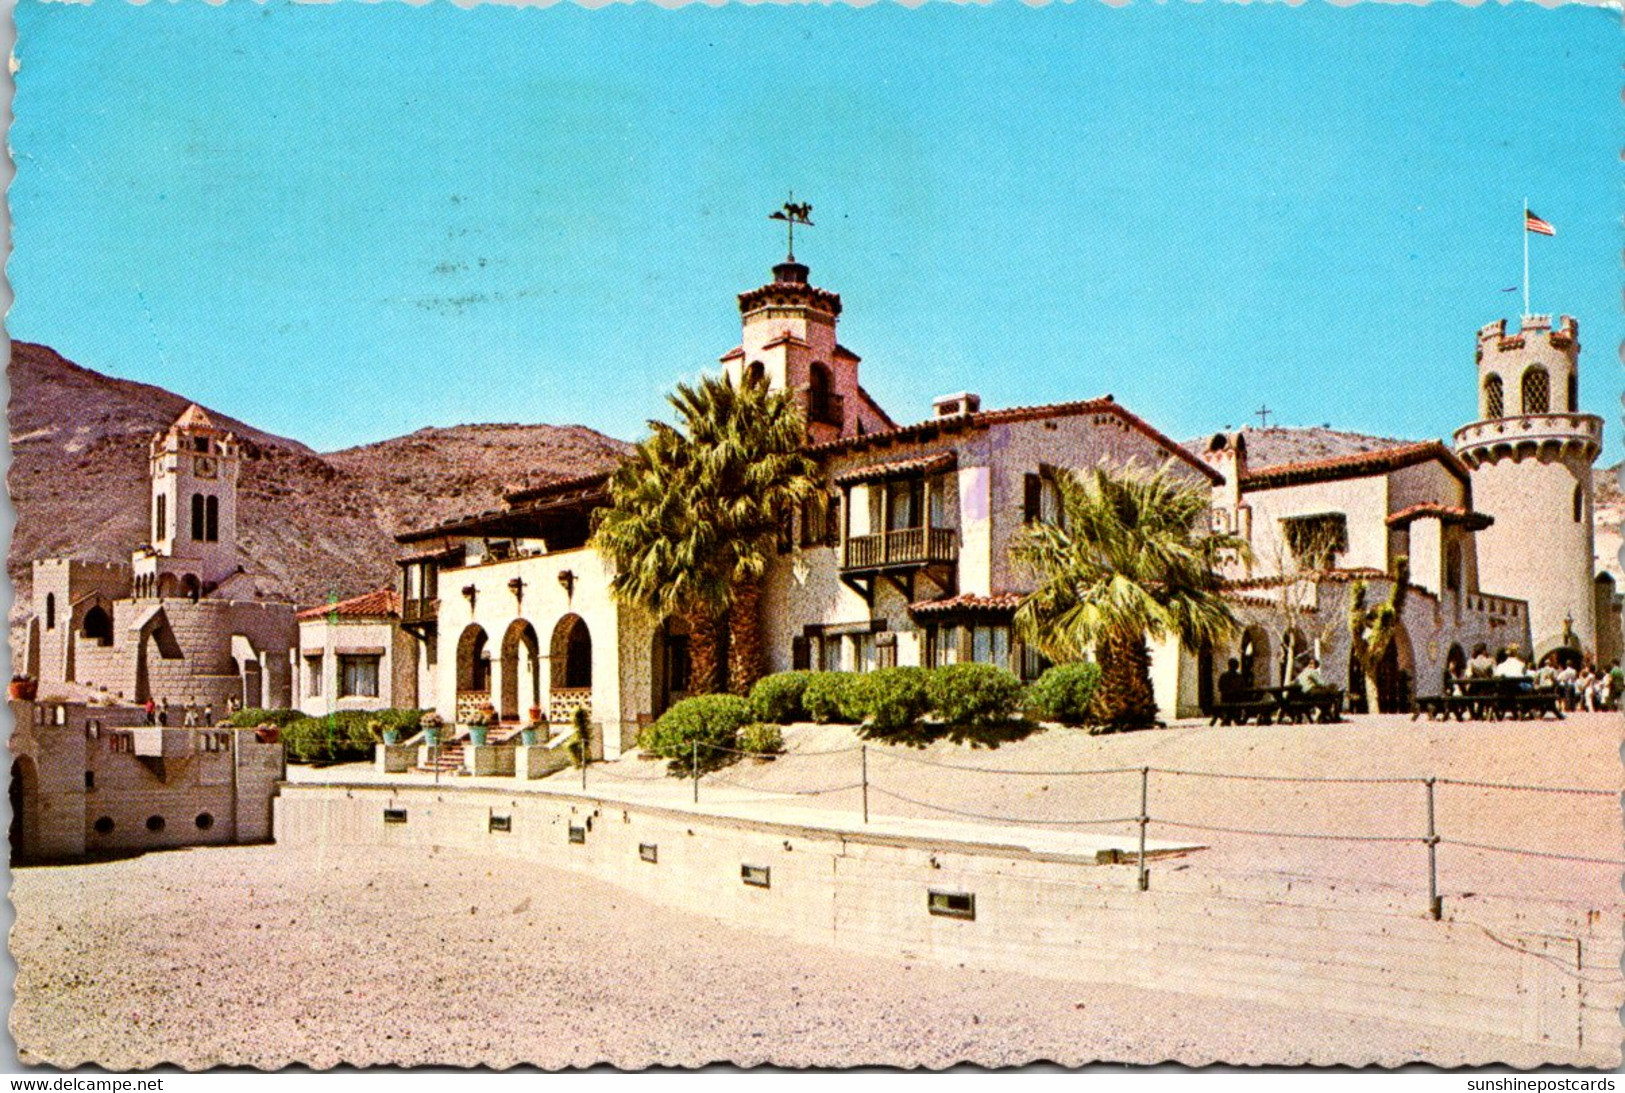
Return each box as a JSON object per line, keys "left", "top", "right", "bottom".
{"left": 1525, "top": 209, "right": 1556, "bottom": 236}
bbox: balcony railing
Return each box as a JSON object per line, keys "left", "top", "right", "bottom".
{"left": 842, "top": 527, "right": 958, "bottom": 570}
{"left": 401, "top": 597, "right": 439, "bottom": 625}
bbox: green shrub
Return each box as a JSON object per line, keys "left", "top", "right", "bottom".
{"left": 277, "top": 709, "right": 426, "bottom": 763}
{"left": 567, "top": 706, "right": 592, "bottom": 768}
{"left": 928, "top": 663, "right": 1024, "bottom": 727}
{"left": 803, "top": 671, "right": 863, "bottom": 724}
{"left": 852, "top": 667, "right": 932, "bottom": 737}
{"left": 639, "top": 694, "right": 754, "bottom": 776}
{"left": 749, "top": 671, "right": 813, "bottom": 724}
{"left": 227, "top": 707, "right": 302, "bottom": 729}
{"left": 738, "top": 722, "right": 785, "bottom": 756}
{"left": 1025, "top": 662, "right": 1103, "bottom": 726}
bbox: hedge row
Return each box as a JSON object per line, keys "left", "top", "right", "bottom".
{"left": 745, "top": 662, "right": 1104, "bottom": 736}
{"left": 277, "top": 709, "right": 427, "bottom": 764}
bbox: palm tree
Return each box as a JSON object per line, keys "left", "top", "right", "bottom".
{"left": 1011, "top": 462, "right": 1246, "bottom": 729}
{"left": 592, "top": 372, "right": 821, "bottom": 695}
{"left": 592, "top": 421, "right": 729, "bottom": 693}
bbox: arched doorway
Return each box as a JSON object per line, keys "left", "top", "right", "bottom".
{"left": 500, "top": 620, "right": 541, "bottom": 724}
{"left": 1239, "top": 626, "right": 1271, "bottom": 689}
{"left": 456, "top": 624, "right": 491, "bottom": 695}
{"left": 10, "top": 756, "right": 39, "bottom": 865}
{"left": 548, "top": 615, "right": 592, "bottom": 722}
{"left": 1374, "top": 622, "right": 1415, "bottom": 713}
{"left": 82, "top": 605, "right": 113, "bottom": 646}
{"left": 1196, "top": 643, "right": 1215, "bottom": 714}
{"left": 239, "top": 657, "right": 263, "bottom": 710}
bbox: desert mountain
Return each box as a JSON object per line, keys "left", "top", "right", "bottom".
{"left": 7, "top": 341, "right": 630, "bottom": 611}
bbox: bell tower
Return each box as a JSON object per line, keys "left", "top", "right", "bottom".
{"left": 135, "top": 404, "right": 242, "bottom": 597}
{"left": 1454, "top": 315, "right": 1602, "bottom": 658}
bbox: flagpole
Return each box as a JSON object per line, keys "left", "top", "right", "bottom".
{"left": 1522, "top": 198, "right": 1530, "bottom": 320}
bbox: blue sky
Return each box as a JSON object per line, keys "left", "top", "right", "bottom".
{"left": 10, "top": 1, "right": 1619, "bottom": 458}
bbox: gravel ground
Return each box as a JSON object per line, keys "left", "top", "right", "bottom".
{"left": 7, "top": 842, "right": 1582, "bottom": 1070}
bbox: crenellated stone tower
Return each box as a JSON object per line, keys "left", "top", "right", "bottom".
{"left": 133, "top": 404, "right": 243, "bottom": 599}
{"left": 1453, "top": 314, "right": 1603, "bottom": 659}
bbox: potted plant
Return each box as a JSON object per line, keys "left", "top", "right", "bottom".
{"left": 468, "top": 705, "right": 494, "bottom": 747}
{"left": 420, "top": 711, "right": 444, "bottom": 748}
{"left": 9, "top": 675, "right": 37, "bottom": 701}
{"left": 521, "top": 720, "right": 543, "bottom": 747}
{"left": 375, "top": 717, "right": 399, "bottom": 747}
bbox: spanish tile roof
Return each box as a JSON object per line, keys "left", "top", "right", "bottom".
{"left": 297, "top": 588, "right": 400, "bottom": 621}
{"left": 172, "top": 403, "right": 218, "bottom": 431}
{"left": 1385, "top": 503, "right": 1494, "bottom": 531}
{"left": 813, "top": 396, "right": 1223, "bottom": 483}
{"left": 909, "top": 591, "right": 1026, "bottom": 615}
{"left": 503, "top": 470, "right": 613, "bottom": 506}
{"left": 1239, "top": 441, "right": 1468, "bottom": 491}
{"left": 833, "top": 452, "right": 956, "bottom": 486}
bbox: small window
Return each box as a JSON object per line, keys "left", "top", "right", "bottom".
{"left": 205, "top": 495, "right": 220, "bottom": 543}
{"left": 639, "top": 843, "right": 659, "bottom": 864}
{"left": 928, "top": 890, "right": 976, "bottom": 920}
{"left": 1483, "top": 373, "right": 1504, "bottom": 419}
{"left": 1567, "top": 372, "right": 1579, "bottom": 413}
{"left": 191, "top": 494, "right": 206, "bottom": 540}
{"left": 1573, "top": 484, "right": 1584, "bottom": 524}
{"left": 384, "top": 808, "right": 408, "bottom": 825}
{"left": 45, "top": 592, "right": 55, "bottom": 630}
{"left": 825, "top": 492, "right": 842, "bottom": 547}
{"left": 93, "top": 816, "right": 114, "bottom": 835}
{"left": 155, "top": 494, "right": 167, "bottom": 543}
{"left": 741, "top": 864, "right": 771, "bottom": 888}
{"left": 1521, "top": 366, "right": 1550, "bottom": 414}
{"left": 340, "top": 654, "right": 380, "bottom": 699}
{"left": 305, "top": 654, "right": 323, "bottom": 698}
{"left": 84, "top": 771, "right": 94, "bottom": 790}
{"left": 568, "top": 825, "right": 586, "bottom": 844}
{"left": 489, "top": 815, "right": 512, "bottom": 833}
{"left": 195, "top": 812, "right": 214, "bottom": 831}
{"left": 146, "top": 815, "right": 166, "bottom": 833}
{"left": 193, "top": 436, "right": 211, "bottom": 453}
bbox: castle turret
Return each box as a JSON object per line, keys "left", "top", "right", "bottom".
{"left": 1454, "top": 315, "right": 1602, "bottom": 658}
{"left": 134, "top": 404, "right": 242, "bottom": 597}
{"left": 722, "top": 258, "right": 864, "bottom": 442}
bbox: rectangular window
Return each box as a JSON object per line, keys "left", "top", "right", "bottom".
{"left": 969, "top": 625, "right": 1010, "bottom": 668}
{"left": 489, "top": 815, "right": 512, "bottom": 833}
{"left": 154, "top": 495, "right": 166, "bottom": 543}
{"left": 639, "top": 843, "right": 659, "bottom": 864}
{"left": 791, "top": 636, "right": 811, "bottom": 671}
{"left": 1020, "top": 643, "right": 1050, "bottom": 682}
{"left": 856, "top": 634, "right": 877, "bottom": 674}
{"left": 305, "top": 655, "right": 323, "bottom": 698}
{"left": 800, "top": 497, "right": 823, "bottom": 547}
{"left": 1023, "top": 472, "right": 1042, "bottom": 524}
{"left": 1279, "top": 513, "right": 1349, "bottom": 570}
{"left": 85, "top": 770, "right": 94, "bottom": 790}
{"left": 741, "top": 864, "right": 771, "bottom": 888}
{"left": 877, "top": 641, "right": 898, "bottom": 670}
{"left": 934, "top": 625, "right": 961, "bottom": 667}
{"left": 825, "top": 492, "right": 842, "bottom": 547}
{"left": 383, "top": 808, "right": 408, "bottom": 825}
{"left": 568, "top": 825, "right": 587, "bottom": 844}
{"left": 339, "top": 655, "right": 381, "bottom": 699}
{"left": 819, "top": 637, "right": 842, "bottom": 672}
{"left": 928, "top": 890, "right": 976, "bottom": 920}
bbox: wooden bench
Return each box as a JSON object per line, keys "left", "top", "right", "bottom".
{"left": 1277, "top": 689, "right": 1345, "bottom": 724}
{"left": 1208, "top": 698, "right": 1279, "bottom": 727}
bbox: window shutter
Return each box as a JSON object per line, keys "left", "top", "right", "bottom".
{"left": 825, "top": 492, "right": 842, "bottom": 547}
{"left": 1023, "top": 473, "right": 1042, "bottom": 523}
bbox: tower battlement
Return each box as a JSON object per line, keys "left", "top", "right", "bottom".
{"left": 1476, "top": 315, "right": 1579, "bottom": 354}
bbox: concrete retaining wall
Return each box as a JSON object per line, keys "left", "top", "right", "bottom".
{"left": 274, "top": 782, "right": 1621, "bottom": 1063}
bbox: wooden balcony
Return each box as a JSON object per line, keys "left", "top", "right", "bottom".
{"left": 400, "top": 597, "right": 439, "bottom": 632}
{"left": 840, "top": 526, "right": 957, "bottom": 603}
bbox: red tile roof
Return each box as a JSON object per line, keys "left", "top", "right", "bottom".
{"left": 909, "top": 591, "right": 1026, "bottom": 615}
{"left": 1385, "top": 503, "right": 1494, "bottom": 531}
{"left": 833, "top": 452, "right": 956, "bottom": 486}
{"left": 813, "top": 396, "right": 1223, "bottom": 483}
{"left": 297, "top": 588, "right": 400, "bottom": 621}
{"left": 1239, "top": 441, "right": 1468, "bottom": 491}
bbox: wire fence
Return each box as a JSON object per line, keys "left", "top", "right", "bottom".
{"left": 569, "top": 739, "right": 1623, "bottom": 919}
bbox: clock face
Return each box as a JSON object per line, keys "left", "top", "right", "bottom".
{"left": 194, "top": 456, "right": 218, "bottom": 478}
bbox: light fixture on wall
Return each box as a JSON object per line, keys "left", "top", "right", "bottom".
{"left": 508, "top": 577, "right": 525, "bottom": 603}
{"left": 462, "top": 584, "right": 477, "bottom": 607}
{"left": 558, "top": 570, "right": 575, "bottom": 600}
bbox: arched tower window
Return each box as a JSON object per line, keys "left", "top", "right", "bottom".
{"left": 744, "top": 361, "right": 766, "bottom": 387}
{"left": 154, "top": 495, "right": 166, "bottom": 543}
{"left": 1521, "top": 366, "right": 1550, "bottom": 414}
{"left": 808, "top": 362, "right": 834, "bottom": 426}
{"left": 204, "top": 496, "right": 219, "bottom": 543}
{"left": 190, "top": 495, "right": 206, "bottom": 541}
{"left": 1567, "top": 372, "right": 1578, "bottom": 413}
{"left": 1573, "top": 483, "right": 1584, "bottom": 523}
{"left": 1482, "top": 374, "right": 1503, "bottom": 419}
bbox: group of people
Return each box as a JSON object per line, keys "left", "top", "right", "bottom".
{"left": 1215, "top": 655, "right": 1335, "bottom": 704}
{"left": 1452, "top": 644, "right": 1620, "bottom": 712}
{"left": 142, "top": 695, "right": 240, "bottom": 727}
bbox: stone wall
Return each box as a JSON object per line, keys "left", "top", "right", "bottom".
{"left": 274, "top": 782, "right": 1622, "bottom": 1064}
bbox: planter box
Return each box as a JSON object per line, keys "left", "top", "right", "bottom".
{"left": 375, "top": 743, "right": 416, "bottom": 774}
{"left": 515, "top": 745, "right": 570, "bottom": 780}
{"left": 465, "top": 744, "right": 515, "bottom": 777}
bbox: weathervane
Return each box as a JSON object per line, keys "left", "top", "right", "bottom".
{"left": 769, "top": 194, "right": 814, "bottom": 261}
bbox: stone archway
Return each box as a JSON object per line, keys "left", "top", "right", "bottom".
{"left": 10, "top": 756, "right": 39, "bottom": 865}
{"left": 456, "top": 624, "right": 491, "bottom": 721}
{"left": 1240, "top": 626, "right": 1272, "bottom": 689}
{"left": 548, "top": 614, "right": 592, "bottom": 722}
{"left": 1374, "top": 621, "right": 1415, "bottom": 713}
{"left": 500, "top": 620, "right": 541, "bottom": 724}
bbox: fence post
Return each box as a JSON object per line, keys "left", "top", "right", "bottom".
{"left": 1425, "top": 776, "right": 1441, "bottom": 920}
{"left": 1137, "top": 766, "right": 1150, "bottom": 892}
{"left": 582, "top": 747, "right": 588, "bottom": 791}
{"left": 861, "top": 745, "right": 869, "bottom": 824}
{"left": 691, "top": 741, "right": 699, "bottom": 804}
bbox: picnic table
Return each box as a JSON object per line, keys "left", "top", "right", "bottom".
{"left": 1209, "top": 686, "right": 1345, "bottom": 727}
{"left": 1412, "top": 676, "right": 1564, "bottom": 722}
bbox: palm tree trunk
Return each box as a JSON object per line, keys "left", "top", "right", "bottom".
{"left": 1091, "top": 631, "right": 1160, "bottom": 730}
{"left": 1361, "top": 652, "right": 1383, "bottom": 715}
{"left": 726, "top": 577, "right": 765, "bottom": 696}
{"left": 683, "top": 605, "right": 724, "bottom": 696}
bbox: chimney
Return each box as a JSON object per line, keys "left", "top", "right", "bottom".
{"left": 933, "top": 392, "right": 981, "bottom": 418}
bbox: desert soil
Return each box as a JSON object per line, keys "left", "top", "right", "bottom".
{"left": 7, "top": 841, "right": 1584, "bottom": 1071}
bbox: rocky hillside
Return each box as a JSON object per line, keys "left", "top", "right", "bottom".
{"left": 1595, "top": 462, "right": 1622, "bottom": 581}
{"left": 7, "top": 342, "right": 629, "bottom": 611}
